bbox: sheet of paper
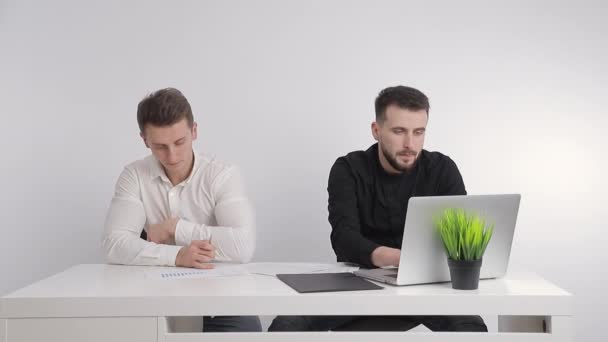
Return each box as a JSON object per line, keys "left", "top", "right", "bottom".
{"left": 144, "top": 263, "right": 249, "bottom": 280}
{"left": 244, "top": 262, "right": 359, "bottom": 276}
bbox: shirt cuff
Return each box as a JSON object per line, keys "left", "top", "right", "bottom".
{"left": 162, "top": 244, "right": 183, "bottom": 266}
{"left": 175, "top": 219, "right": 209, "bottom": 246}
{"left": 360, "top": 240, "right": 382, "bottom": 268}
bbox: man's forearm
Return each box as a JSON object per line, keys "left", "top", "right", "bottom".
{"left": 175, "top": 219, "right": 255, "bottom": 263}
{"left": 103, "top": 229, "right": 182, "bottom": 266}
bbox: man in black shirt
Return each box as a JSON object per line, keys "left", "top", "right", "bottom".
{"left": 269, "top": 86, "right": 487, "bottom": 332}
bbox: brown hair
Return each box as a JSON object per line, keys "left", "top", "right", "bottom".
{"left": 375, "top": 85, "right": 430, "bottom": 123}
{"left": 137, "top": 88, "right": 194, "bottom": 133}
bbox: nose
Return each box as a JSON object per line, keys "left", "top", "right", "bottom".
{"left": 167, "top": 146, "right": 179, "bottom": 164}
{"left": 402, "top": 133, "right": 412, "bottom": 149}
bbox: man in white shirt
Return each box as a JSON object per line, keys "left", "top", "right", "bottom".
{"left": 102, "top": 88, "right": 261, "bottom": 332}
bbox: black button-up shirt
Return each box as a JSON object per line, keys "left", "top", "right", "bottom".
{"left": 327, "top": 143, "right": 466, "bottom": 268}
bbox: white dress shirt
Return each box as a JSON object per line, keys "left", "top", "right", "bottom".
{"left": 102, "top": 150, "right": 255, "bottom": 266}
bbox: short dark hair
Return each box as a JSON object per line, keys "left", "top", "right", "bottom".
{"left": 137, "top": 88, "right": 194, "bottom": 133}
{"left": 374, "top": 85, "right": 430, "bottom": 122}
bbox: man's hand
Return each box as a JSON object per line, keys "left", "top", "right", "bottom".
{"left": 175, "top": 240, "right": 216, "bottom": 269}
{"left": 147, "top": 217, "right": 179, "bottom": 244}
{"left": 371, "top": 246, "right": 401, "bottom": 267}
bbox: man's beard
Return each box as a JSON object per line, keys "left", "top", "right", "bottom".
{"left": 381, "top": 144, "right": 418, "bottom": 173}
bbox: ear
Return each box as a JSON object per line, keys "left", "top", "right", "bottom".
{"left": 191, "top": 122, "right": 198, "bottom": 140}
{"left": 371, "top": 121, "right": 380, "bottom": 141}
{"left": 140, "top": 131, "right": 150, "bottom": 148}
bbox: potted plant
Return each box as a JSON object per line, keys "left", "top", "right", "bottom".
{"left": 434, "top": 208, "right": 494, "bottom": 290}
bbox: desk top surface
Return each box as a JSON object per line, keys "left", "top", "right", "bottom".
{"left": 0, "top": 264, "right": 572, "bottom": 318}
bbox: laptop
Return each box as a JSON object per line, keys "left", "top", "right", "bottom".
{"left": 354, "top": 194, "right": 521, "bottom": 286}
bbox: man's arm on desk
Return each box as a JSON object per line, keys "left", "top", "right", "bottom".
{"left": 328, "top": 159, "right": 400, "bottom": 268}
{"left": 102, "top": 167, "right": 214, "bottom": 269}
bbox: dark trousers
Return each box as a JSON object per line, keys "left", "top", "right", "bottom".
{"left": 269, "top": 315, "right": 487, "bottom": 332}
{"left": 203, "top": 316, "right": 262, "bottom": 332}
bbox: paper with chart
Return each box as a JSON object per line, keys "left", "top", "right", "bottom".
{"left": 144, "top": 263, "right": 249, "bottom": 280}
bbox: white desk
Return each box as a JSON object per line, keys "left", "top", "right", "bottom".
{"left": 0, "top": 264, "right": 572, "bottom": 342}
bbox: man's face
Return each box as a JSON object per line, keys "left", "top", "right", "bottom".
{"left": 372, "top": 104, "right": 428, "bottom": 173}
{"left": 140, "top": 118, "right": 198, "bottom": 177}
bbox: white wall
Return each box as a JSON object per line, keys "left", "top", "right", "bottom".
{"left": 1, "top": 0, "right": 606, "bottom": 339}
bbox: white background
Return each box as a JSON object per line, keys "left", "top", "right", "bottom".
{"left": 1, "top": 0, "right": 606, "bottom": 339}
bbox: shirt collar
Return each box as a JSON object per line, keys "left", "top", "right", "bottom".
{"left": 149, "top": 148, "right": 201, "bottom": 185}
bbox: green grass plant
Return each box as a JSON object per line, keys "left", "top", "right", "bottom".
{"left": 434, "top": 208, "right": 494, "bottom": 261}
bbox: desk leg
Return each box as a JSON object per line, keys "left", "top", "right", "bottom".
{"left": 157, "top": 317, "right": 164, "bottom": 342}
{"left": 1, "top": 319, "right": 6, "bottom": 342}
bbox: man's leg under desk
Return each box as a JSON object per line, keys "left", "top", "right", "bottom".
{"left": 203, "top": 316, "right": 262, "bottom": 332}
{"left": 268, "top": 315, "right": 487, "bottom": 332}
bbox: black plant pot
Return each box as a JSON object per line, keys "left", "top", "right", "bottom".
{"left": 447, "top": 258, "right": 482, "bottom": 290}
